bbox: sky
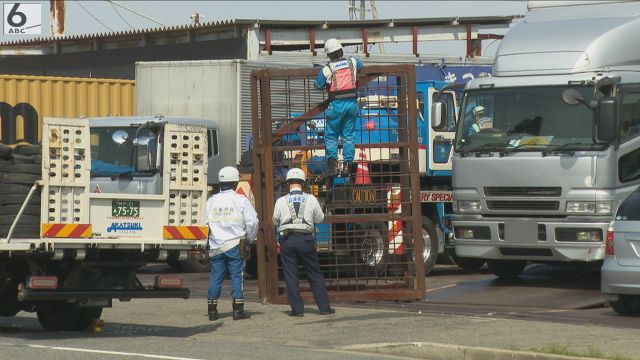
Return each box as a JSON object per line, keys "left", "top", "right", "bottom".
{"left": 0, "top": 1, "right": 529, "bottom": 57}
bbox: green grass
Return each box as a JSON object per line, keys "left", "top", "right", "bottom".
{"left": 525, "top": 343, "right": 632, "bottom": 360}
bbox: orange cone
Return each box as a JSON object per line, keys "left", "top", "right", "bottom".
{"left": 354, "top": 159, "right": 371, "bottom": 185}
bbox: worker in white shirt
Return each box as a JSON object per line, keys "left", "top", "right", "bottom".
{"left": 206, "top": 166, "right": 259, "bottom": 321}
{"left": 273, "top": 168, "right": 334, "bottom": 316}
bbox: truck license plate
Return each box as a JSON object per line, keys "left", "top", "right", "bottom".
{"left": 112, "top": 200, "right": 140, "bottom": 217}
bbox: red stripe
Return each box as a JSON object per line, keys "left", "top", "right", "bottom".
{"left": 68, "top": 224, "right": 90, "bottom": 238}
{"left": 188, "top": 226, "right": 206, "bottom": 239}
{"left": 44, "top": 223, "right": 66, "bottom": 237}
{"left": 165, "top": 226, "right": 183, "bottom": 239}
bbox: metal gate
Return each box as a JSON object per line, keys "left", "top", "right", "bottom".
{"left": 251, "top": 64, "right": 425, "bottom": 304}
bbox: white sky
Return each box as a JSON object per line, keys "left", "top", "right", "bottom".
{"left": 0, "top": 1, "right": 529, "bottom": 56}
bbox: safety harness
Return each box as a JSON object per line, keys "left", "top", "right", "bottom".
{"left": 326, "top": 57, "right": 358, "bottom": 100}
{"left": 279, "top": 193, "right": 314, "bottom": 234}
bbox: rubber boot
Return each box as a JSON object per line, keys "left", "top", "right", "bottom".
{"left": 208, "top": 299, "right": 218, "bottom": 321}
{"left": 324, "top": 157, "right": 338, "bottom": 178}
{"left": 341, "top": 161, "right": 352, "bottom": 177}
{"left": 232, "top": 298, "right": 249, "bottom": 320}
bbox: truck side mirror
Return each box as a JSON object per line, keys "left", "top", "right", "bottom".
{"left": 431, "top": 102, "right": 445, "bottom": 129}
{"left": 596, "top": 96, "right": 617, "bottom": 142}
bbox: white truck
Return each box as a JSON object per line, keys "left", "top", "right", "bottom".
{"left": 432, "top": 1, "right": 640, "bottom": 278}
{"left": 0, "top": 116, "right": 210, "bottom": 330}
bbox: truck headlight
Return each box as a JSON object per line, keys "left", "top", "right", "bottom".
{"left": 566, "top": 201, "right": 613, "bottom": 215}
{"left": 455, "top": 200, "right": 482, "bottom": 213}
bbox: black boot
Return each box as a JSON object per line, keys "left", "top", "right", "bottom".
{"left": 232, "top": 298, "right": 249, "bottom": 320}
{"left": 208, "top": 299, "right": 218, "bottom": 321}
{"left": 341, "top": 161, "right": 352, "bottom": 177}
{"left": 324, "top": 158, "right": 338, "bottom": 177}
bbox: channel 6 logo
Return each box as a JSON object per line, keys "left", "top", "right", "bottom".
{"left": 3, "top": 2, "right": 41, "bottom": 35}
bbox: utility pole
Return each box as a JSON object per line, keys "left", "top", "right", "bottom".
{"left": 50, "top": 0, "right": 65, "bottom": 37}
{"left": 370, "top": 0, "right": 384, "bottom": 53}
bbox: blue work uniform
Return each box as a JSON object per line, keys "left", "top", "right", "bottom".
{"left": 315, "top": 56, "right": 364, "bottom": 163}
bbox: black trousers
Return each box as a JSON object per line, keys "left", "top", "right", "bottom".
{"left": 280, "top": 232, "right": 330, "bottom": 313}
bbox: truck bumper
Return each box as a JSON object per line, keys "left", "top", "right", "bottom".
{"left": 452, "top": 217, "right": 607, "bottom": 262}
{"left": 18, "top": 288, "right": 190, "bottom": 302}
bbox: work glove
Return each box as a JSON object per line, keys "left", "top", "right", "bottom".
{"left": 239, "top": 238, "right": 252, "bottom": 260}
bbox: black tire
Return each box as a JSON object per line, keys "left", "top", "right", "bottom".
{"left": 1, "top": 194, "right": 40, "bottom": 206}
{"left": 0, "top": 173, "right": 40, "bottom": 185}
{"left": 0, "top": 184, "right": 32, "bottom": 195}
{"left": 453, "top": 255, "right": 486, "bottom": 271}
{"left": 0, "top": 144, "right": 11, "bottom": 160}
{"left": 413, "top": 217, "right": 438, "bottom": 275}
{"left": 0, "top": 205, "right": 41, "bottom": 216}
{"left": 354, "top": 222, "right": 388, "bottom": 276}
{"left": 0, "top": 225, "right": 40, "bottom": 238}
{"left": 0, "top": 215, "right": 40, "bottom": 226}
{"left": 180, "top": 251, "right": 211, "bottom": 273}
{"left": 8, "top": 163, "right": 41, "bottom": 175}
{"left": 167, "top": 259, "right": 185, "bottom": 272}
{"left": 10, "top": 154, "right": 35, "bottom": 164}
{"left": 15, "top": 144, "right": 41, "bottom": 156}
{"left": 0, "top": 278, "right": 20, "bottom": 317}
{"left": 610, "top": 295, "right": 640, "bottom": 316}
{"left": 36, "top": 303, "right": 102, "bottom": 331}
{"left": 487, "top": 259, "right": 527, "bottom": 279}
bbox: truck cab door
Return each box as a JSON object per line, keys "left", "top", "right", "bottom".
{"left": 428, "top": 88, "right": 457, "bottom": 172}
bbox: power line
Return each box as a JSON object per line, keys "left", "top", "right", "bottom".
{"left": 76, "top": 1, "right": 114, "bottom": 32}
{"left": 106, "top": 0, "right": 168, "bottom": 27}
{"left": 110, "top": 2, "right": 134, "bottom": 30}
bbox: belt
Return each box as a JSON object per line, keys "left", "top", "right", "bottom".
{"left": 280, "top": 229, "right": 313, "bottom": 237}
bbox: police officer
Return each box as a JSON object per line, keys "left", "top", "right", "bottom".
{"left": 206, "top": 166, "right": 259, "bottom": 321}
{"left": 315, "top": 38, "right": 364, "bottom": 177}
{"left": 272, "top": 168, "right": 334, "bottom": 316}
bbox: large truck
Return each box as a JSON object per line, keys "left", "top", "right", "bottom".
{"left": 0, "top": 116, "right": 210, "bottom": 330}
{"left": 433, "top": 1, "right": 640, "bottom": 278}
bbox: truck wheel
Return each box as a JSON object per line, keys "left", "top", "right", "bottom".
{"left": 36, "top": 303, "right": 102, "bottom": 331}
{"left": 453, "top": 255, "right": 486, "bottom": 271}
{"left": 414, "top": 217, "right": 438, "bottom": 275}
{"left": 355, "top": 223, "right": 388, "bottom": 276}
{"left": 487, "top": 259, "right": 527, "bottom": 279}
{"left": 610, "top": 295, "right": 640, "bottom": 316}
{"left": 180, "top": 251, "right": 211, "bottom": 273}
{"left": 0, "top": 278, "right": 20, "bottom": 317}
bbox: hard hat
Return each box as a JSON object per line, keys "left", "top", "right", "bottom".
{"left": 286, "top": 168, "right": 306, "bottom": 183}
{"left": 473, "top": 106, "right": 485, "bottom": 116}
{"left": 219, "top": 166, "right": 239, "bottom": 182}
{"left": 324, "top": 38, "right": 343, "bottom": 54}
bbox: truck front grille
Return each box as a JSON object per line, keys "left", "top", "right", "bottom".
{"left": 484, "top": 187, "right": 561, "bottom": 197}
{"left": 486, "top": 201, "right": 559, "bottom": 211}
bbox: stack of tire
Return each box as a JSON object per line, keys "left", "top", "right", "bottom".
{"left": 0, "top": 143, "right": 42, "bottom": 239}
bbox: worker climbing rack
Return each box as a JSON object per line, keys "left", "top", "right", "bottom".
{"left": 251, "top": 64, "right": 425, "bottom": 304}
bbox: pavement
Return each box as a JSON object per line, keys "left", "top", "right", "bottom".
{"left": 57, "top": 298, "right": 640, "bottom": 359}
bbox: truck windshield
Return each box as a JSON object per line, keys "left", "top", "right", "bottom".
{"left": 90, "top": 127, "right": 159, "bottom": 177}
{"left": 455, "top": 86, "right": 600, "bottom": 153}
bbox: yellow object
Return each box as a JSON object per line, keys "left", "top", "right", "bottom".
{"left": 0, "top": 74, "right": 135, "bottom": 145}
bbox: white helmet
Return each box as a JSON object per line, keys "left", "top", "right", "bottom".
{"left": 219, "top": 166, "right": 239, "bottom": 183}
{"left": 324, "top": 38, "right": 343, "bottom": 54}
{"left": 286, "top": 168, "right": 306, "bottom": 183}
{"left": 473, "top": 105, "right": 485, "bottom": 116}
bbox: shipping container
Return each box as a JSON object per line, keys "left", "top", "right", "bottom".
{"left": 135, "top": 60, "right": 306, "bottom": 170}
{"left": 0, "top": 74, "right": 135, "bottom": 144}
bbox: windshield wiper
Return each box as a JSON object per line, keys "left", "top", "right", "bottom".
{"left": 110, "top": 169, "right": 157, "bottom": 180}
{"left": 459, "top": 142, "right": 505, "bottom": 157}
{"left": 540, "top": 143, "right": 594, "bottom": 157}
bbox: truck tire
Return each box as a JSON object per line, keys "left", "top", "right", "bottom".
{"left": 8, "top": 162, "right": 41, "bottom": 175}
{"left": 180, "top": 251, "right": 211, "bottom": 273}
{"left": 415, "top": 217, "right": 438, "bottom": 275}
{"left": 0, "top": 278, "right": 20, "bottom": 317}
{"left": 1, "top": 194, "right": 40, "bottom": 206}
{"left": 15, "top": 144, "right": 41, "bottom": 156}
{"left": 0, "top": 173, "right": 40, "bottom": 185}
{"left": 453, "top": 255, "right": 486, "bottom": 271}
{"left": 0, "top": 144, "right": 11, "bottom": 159}
{"left": 36, "top": 303, "right": 103, "bottom": 331}
{"left": 0, "top": 215, "right": 39, "bottom": 226}
{"left": 0, "top": 184, "right": 32, "bottom": 195}
{"left": 0, "top": 205, "right": 40, "bottom": 216}
{"left": 355, "top": 223, "right": 388, "bottom": 276}
{"left": 487, "top": 259, "right": 527, "bottom": 279}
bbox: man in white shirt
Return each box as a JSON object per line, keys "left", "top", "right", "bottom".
{"left": 206, "top": 166, "right": 258, "bottom": 321}
{"left": 273, "top": 168, "right": 334, "bottom": 316}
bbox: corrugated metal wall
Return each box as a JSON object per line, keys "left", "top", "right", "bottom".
{"left": 0, "top": 75, "right": 135, "bottom": 144}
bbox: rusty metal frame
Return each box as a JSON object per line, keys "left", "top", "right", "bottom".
{"left": 252, "top": 64, "right": 425, "bottom": 304}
